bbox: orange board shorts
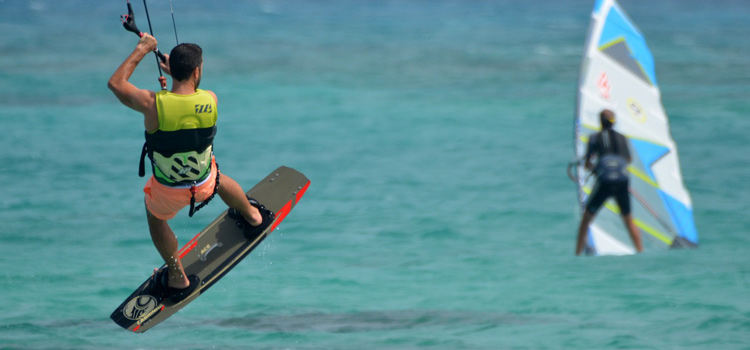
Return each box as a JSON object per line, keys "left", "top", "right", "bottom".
{"left": 144, "top": 157, "right": 218, "bottom": 220}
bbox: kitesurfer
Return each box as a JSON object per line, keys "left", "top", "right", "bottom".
{"left": 108, "top": 33, "right": 274, "bottom": 301}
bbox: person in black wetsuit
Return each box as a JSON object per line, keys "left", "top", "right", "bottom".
{"left": 576, "top": 109, "right": 643, "bottom": 255}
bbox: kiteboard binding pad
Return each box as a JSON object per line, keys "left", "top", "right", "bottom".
{"left": 149, "top": 267, "right": 201, "bottom": 304}
{"left": 228, "top": 196, "right": 276, "bottom": 239}
{"left": 110, "top": 166, "right": 310, "bottom": 333}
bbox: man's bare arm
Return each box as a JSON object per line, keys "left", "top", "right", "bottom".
{"left": 108, "top": 34, "right": 159, "bottom": 116}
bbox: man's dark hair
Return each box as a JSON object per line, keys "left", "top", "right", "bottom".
{"left": 169, "top": 43, "right": 203, "bottom": 81}
{"left": 600, "top": 109, "right": 615, "bottom": 130}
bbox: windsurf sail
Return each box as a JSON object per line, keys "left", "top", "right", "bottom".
{"left": 572, "top": 0, "right": 698, "bottom": 255}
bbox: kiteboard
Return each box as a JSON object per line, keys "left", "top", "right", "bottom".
{"left": 110, "top": 166, "right": 310, "bottom": 332}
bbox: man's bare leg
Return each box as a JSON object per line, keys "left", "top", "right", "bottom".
{"left": 622, "top": 214, "right": 643, "bottom": 253}
{"left": 576, "top": 211, "right": 595, "bottom": 256}
{"left": 146, "top": 209, "right": 190, "bottom": 289}
{"left": 216, "top": 174, "right": 263, "bottom": 226}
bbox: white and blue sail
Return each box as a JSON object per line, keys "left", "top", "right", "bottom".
{"left": 572, "top": 0, "right": 698, "bottom": 255}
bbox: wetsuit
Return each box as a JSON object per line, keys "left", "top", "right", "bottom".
{"left": 584, "top": 129, "right": 632, "bottom": 215}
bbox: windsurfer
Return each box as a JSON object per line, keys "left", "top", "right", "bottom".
{"left": 576, "top": 109, "right": 643, "bottom": 255}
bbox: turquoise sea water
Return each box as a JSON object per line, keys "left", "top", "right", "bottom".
{"left": 1, "top": 1, "right": 749, "bottom": 349}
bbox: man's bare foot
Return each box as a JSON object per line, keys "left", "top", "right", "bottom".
{"left": 152, "top": 267, "right": 190, "bottom": 289}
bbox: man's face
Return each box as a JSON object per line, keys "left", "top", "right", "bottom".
{"left": 195, "top": 64, "right": 203, "bottom": 89}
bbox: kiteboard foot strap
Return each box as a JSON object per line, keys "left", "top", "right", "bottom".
{"left": 151, "top": 267, "right": 201, "bottom": 303}
{"left": 228, "top": 196, "right": 276, "bottom": 238}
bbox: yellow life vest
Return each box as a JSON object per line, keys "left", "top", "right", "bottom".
{"left": 140, "top": 89, "right": 217, "bottom": 186}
